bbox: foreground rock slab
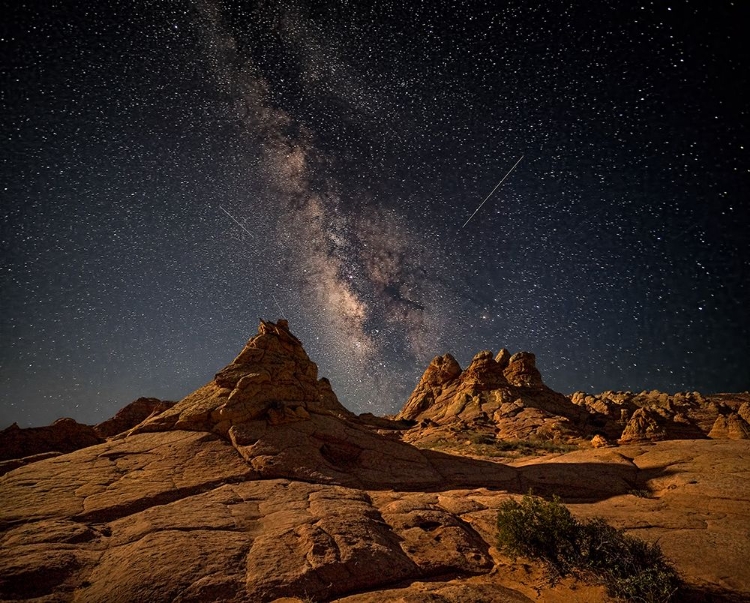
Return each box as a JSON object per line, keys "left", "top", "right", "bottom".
{"left": 2, "top": 433, "right": 748, "bottom": 601}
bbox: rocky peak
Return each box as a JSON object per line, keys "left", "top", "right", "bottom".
{"left": 214, "top": 318, "right": 313, "bottom": 389}
{"left": 396, "top": 346, "right": 583, "bottom": 447}
{"left": 462, "top": 350, "right": 508, "bottom": 390}
{"left": 396, "top": 354, "right": 462, "bottom": 421}
{"left": 495, "top": 348, "right": 511, "bottom": 368}
{"left": 503, "top": 352, "right": 543, "bottom": 387}
{"left": 423, "top": 353, "right": 463, "bottom": 387}
{"left": 130, "top": 319, "right": 351, "bottom": 436}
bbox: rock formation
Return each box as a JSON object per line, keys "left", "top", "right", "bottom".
{"left": 571, "top": 389, "right": 750, "bottom": 443}
{"left": 397, "top": 348, "right": 588, "bottom": 450}
{"left": 0, "top": 418, "right": 100, "bottom": 464}
{"left": 618, "top": 407, "right": 666, "bottom": 443}
{"left": 708, "top": 412, "right": 750, "bottom": 439}
{"left": 1, "top": 321, "right": 748, "bottom": 602}
{"left": 93, "top": 397, "right": 175, "bottom": 438}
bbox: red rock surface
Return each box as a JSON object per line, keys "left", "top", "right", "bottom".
{"left": 1, "top": 321, "right": 748, "bottom": 602}
{"left": 0, "top": 418, "right": 101, "bottom": 463}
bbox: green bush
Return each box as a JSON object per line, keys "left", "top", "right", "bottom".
{"left": 494, "top": 439, "right": 577, "bottom": 455}
{"left": 468, "top": 432, "right": 495, "bottom": 445}
{"left": 497, "top": 493, "right": 680, "bottom": 602}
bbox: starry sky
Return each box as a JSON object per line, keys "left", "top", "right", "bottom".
{"left": 2, "top": 1, "right": 749, "bottom": 427}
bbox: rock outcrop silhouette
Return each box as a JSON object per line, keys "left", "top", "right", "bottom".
{"left": 0, "top": 398, "right": 174, "bottom": 476}
{"left": 0, "top": 418, "right": 100, "bottom": 464}
{"left": 94, "top": 397, "right": 175, "bottom": 438}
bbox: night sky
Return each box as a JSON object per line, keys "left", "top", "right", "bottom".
{"left": 2, "top": 1, "right": 749, "bottom": 427}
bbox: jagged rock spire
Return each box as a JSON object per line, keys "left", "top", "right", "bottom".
{"left": 130, "top": 319, "right": 350, "bottom": 436}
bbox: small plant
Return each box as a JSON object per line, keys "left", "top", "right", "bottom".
{"left": 496, "top": 491, "right": 579, "bottom": 573}
{"left": 468, "top": 432, "right": 495, "bottom": 445}
{"left": 497, "top": 493, "right": 680, "bottom": 602}
{"left": 628, "top": 488, "right": 652, "bottom": 498}
{"left": 421, "top": 435, "right": 578, "bottom": 458}
{"left": 495, "top": 439, "right": 577, "bottom": 455}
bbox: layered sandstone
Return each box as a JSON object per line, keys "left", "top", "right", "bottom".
{"left": 1, "top": 322, "right": 748, "bottom": 602}
{"left": 397, "top": 349, "right": 588, "bottom": 450}
{"left": 570, "top": 390, "right": 750, "bottom": 443}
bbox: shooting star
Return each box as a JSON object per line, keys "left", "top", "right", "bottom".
{"left": 461, "top": 155, "right": 525, "bottom": 229}
{"left": 272, "top": 294, "right": 286, "bottom": 320}
{"left": 220, "top": 205, "right": 254, "bottom": 238}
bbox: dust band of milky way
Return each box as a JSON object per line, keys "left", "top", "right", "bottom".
{"left": 195, "top": 1, "right": 454, "bottom": 382}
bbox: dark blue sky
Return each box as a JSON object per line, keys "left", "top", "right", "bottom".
{"left": 2, "top": 1, "right": 748, "bottom": 427}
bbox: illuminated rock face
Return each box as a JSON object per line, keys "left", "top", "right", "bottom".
{"left": 1, "top": 322, "right": 749, "bottom": 602}
{"left": 129, "top": 319, "right": 352, "bottom": 437}
{"left": 397, "top": 347, "right": 587, "bottom": 444}
{"left": 570, "top": 390, "right": 750, "bottom": 442}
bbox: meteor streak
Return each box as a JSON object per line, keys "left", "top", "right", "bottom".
{"left": 461, "top": 155, "right": 525, "bottom": 229}
{"left": 220, "top": 205, "right": 254, "bottom": 238}
{"left": 272, "top": 294, "right": 286, "bottom": 319}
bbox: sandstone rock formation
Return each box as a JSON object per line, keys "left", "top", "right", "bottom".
{"left": 396, "top": 348, "right": 588, "bottom": 450}
{"left": 618, "top": 407, "right": 666, "bottom": 444}
{"left": 1, "top": 321, "right": 748, "bottom": 602}
{"left": 708, "top": 412, "right": 750, "bottom": 439}
{"left": 127, "top": 319, "right": 352, "bottom": 437}
{"left": 571, "top": 389, "right": 750, "bottom": 443}
{"left": 0, "top": 418, "right": 100, "bottom": 463}
{"left": 93, "top": 397, "right": 175, "bottom": 438}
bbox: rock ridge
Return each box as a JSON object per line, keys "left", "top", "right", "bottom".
{"left": 397, "top": 349, "right": 750, "bottom": 449}
{"left": 397, "top": 348, "right": 588, "bottom": 447}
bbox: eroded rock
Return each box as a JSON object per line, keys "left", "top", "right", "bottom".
{"left": 397, "top": 347, "right": 587, "bottom": 447}
{"left": 0, "top": 418, "right": 101, "bottom": 463}
{"left": 1, "top": 323, "right": 748, "bottom": 602}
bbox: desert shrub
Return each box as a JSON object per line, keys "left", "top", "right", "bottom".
{"left": 494, "top": 439, "right": 577, "bottom": 455}
{"left": 468, "top": 432, "right": 495, "bottom": 445}
{"left": 424, "top": 436, "right": 577, "bottom": 457}
{"left": 496, "top": 492, "right": 579, "bottom": 573}
{"left": 497, "top": 493, "right": 680, "bottom": 602}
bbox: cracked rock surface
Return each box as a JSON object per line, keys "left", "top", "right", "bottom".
{"left": 1, "top": 321, "right": 749, "bottom": 602}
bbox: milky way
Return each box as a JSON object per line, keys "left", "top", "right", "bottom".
{"left": 2, "top": 1, "right": 748, "bottom": 426}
